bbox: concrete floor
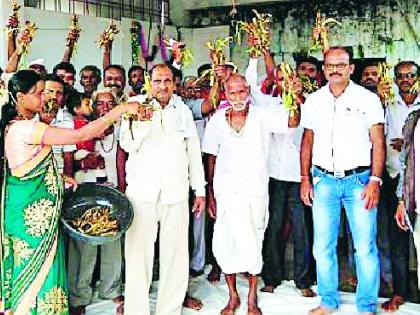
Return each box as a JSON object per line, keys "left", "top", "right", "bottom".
{"left": 86, "top": 270, "right": 420, "bottom": 315}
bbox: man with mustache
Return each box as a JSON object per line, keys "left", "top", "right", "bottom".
{"left": 380, "top": 61, "right": 420, "bottom": 312}
{"left": 203, "top": 74, "right": 291, "bottom": 315}
{"left": 104, "top": 64, "right": 127, "bottom": 101}
{"left": 301, "top": 47, "right": 385, "bottom": 315}
{"left": 42, "top": 74, "right": 76, "bottom": 177}
{"left": 68, "top": 89, "right": 124, "bottom": 315}
{"left": 359, "top": 62, "right": 393, "bottom": 108}
{"left": 79, "top": 65, "right": 102, "bottom": 97}
{"left": 360, "top": 62, "right": 380, "bottom": 93}
{"left": 102, "top": 64, "right": 129, "bottom": 194}
{"left": 120, "top": 64, "right": 206, "bottom": 315}
{"left": 128, "top": 65, "right": 144, "bottom": 96}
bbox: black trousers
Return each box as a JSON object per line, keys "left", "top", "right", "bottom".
{"left": 378, "top": 171, "right": 410, "bottom": 298}
{"left": 261, "top": 178, "right": 314, "bottom": 289}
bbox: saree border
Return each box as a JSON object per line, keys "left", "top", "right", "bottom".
{"left": 14, "top": 235, "right": 58, "bottom": 315}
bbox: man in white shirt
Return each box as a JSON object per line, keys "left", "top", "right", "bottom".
{"left": 44, "top": 75, "right": 76, "bottom": 176}
{"left": 380, "top": 61, "right": 420, "bottom": 312}
{"left": 300, "top": 47, "right": 385, "bottom": 315}
{"left": 245, "top": 55, "right": 316, "bottom": 296}
{"left": 202, "top": 74, "right": 290, "bottom": 315}
{"left": 120, "top": 64, "right": 206, "bottom": 315}
{"left": 68, "top": 89, "right": 124, "bottom": 315}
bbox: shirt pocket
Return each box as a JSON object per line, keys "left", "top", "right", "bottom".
{"left": 340, "top": 106, "right": 367, "bottom": 137}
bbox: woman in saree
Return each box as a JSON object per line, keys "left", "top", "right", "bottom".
{"left": 0, "top": 70, "right": 140, "bottom": 314}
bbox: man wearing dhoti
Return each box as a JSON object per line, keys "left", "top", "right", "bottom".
{"left": 202, "top": 74, "right": 292, "bottom": 315}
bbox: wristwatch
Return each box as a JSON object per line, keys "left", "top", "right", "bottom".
{"left": 369, "top": 175, "right": 383, "bottom": 186}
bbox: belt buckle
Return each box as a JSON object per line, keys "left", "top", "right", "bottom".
{"left": 334, "top": 169, "right": 345, "bottom": 178}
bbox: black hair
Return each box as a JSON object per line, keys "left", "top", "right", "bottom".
{"left": 128, "top": 65, "right": 145, "bottom": 79}
{"left": 197, "top": 64, "right": 212, "bottom": 77}
{"left": 168, "top": 65, "right": 183, "bottom": 81}
{"left": 0, "top": 70, "right": 42, "bottom": 181}
{"left": 361, "top": 61, "right": 379, "bottom": 70}
{"left": 394, "top": 61, "right": 419, "bottom": 76}
{"left": 44, "top": 73, "right": 65, "bottom": 87}
{"left": 66, "top": 90, "right": 90, "bottom": 116}
{"left": 53, "top": 62, "right": 76, "bottom": 76}
{"left": 103, "top": 64, "right": 126, "bottom": 80}
{"left": 296, "top": 56, "right": 321, "bottom": 70}
{"left": 0, "top": 67, "right": 3, "bottom": 77}
{"left": 80, "top": 65, "right": 101, "bottom": 78}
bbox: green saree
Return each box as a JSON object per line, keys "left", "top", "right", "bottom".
{"left": 1, "top": 147, "right": 69, "bottom": 315}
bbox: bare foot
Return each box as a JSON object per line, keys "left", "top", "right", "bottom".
{"left": 299, "top": 288, "right": 317, "bottom": 297}
{"left": 308, "top": 306, "right": 334, "bottom": 315}
{"left": 183, "top": 295, "right": 203, "bottom": 310}
{"left": 220, "top": 296, "right": 240, "bottom": 315}
{"left": 116, "top": 303, "right": 124, "bottom": 315}
{"left": 260, "top": 285, "right": 274, "bottom": 293}
{"left": 381, "top": 295, "right": 405, "bottom": 312}
{"left": 208, "top": 265, "right": 221, "bottom": 284}
{"left": 248, "top": 304, "right": 262, "bottom": 315}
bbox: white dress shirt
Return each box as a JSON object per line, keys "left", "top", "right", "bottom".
{"left": 51, "top": 106, "right": 76, "bottom": 173}
{"left": 301, "top": 81, "right": 385, "bottom": 172}
{"left": 202, "top": 105, "right": 289, "bottom": 199}
{"left": 245, "top": 57, "right": 303, "bottom": 183}
{"left": 120, "top": 95, "right": 206, "bottom": 205}
{"left": 95, "top": 124, "right": 119, "bottom": 186}
{"left": 385, "top": 93, "right": 420, "bottom": 178}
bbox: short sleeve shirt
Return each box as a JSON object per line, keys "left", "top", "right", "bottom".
{"left": 301, "top": 81, "right": 385, "bottom": 171}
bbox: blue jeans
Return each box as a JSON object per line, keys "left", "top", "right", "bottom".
{"left": 312, "top": 167, "right": 379, "bottom": 312}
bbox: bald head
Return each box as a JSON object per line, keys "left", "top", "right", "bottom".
{"left": 225, "top": 74, "right": 249, "bottom": 89}
{"left": 323, "top": 46, "right": 352, "bottom": 63}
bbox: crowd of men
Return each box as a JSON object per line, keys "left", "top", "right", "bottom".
{"left": 0, "top": 23, "right": 419, "bottom": 315}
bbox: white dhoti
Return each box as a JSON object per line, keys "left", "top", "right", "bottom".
{"left": 213, "top": 192, "right": 268, "bottom": 275}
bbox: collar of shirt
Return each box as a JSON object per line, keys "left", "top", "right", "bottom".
{"left": 396, "top": 92, "right": 420, "bottom": 108}
{"left": 149, "top": 95, "right": 178, "bottom": 110}
{"left": 323, "top": 80, "right": 357, "bottom": 100}
{"left": 55, "top": 106, "right": 70, "bottom": 122}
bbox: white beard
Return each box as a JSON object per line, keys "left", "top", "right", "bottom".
{"left": 230, "top": 97, "right": 250, "bottom": 111}
{"left": 231, "top": 101, "right": 247, "bottom": 111}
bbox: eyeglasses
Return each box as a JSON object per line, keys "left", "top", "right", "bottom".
{"left": 324, "top": 63, "right": 349, "bottom": 71}
{"left": 395, "top": 72, "right": 417, "bottom": 80}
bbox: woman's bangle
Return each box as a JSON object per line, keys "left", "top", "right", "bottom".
{"left": 100, "top": 115, "right": 114, "bottom": 126}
